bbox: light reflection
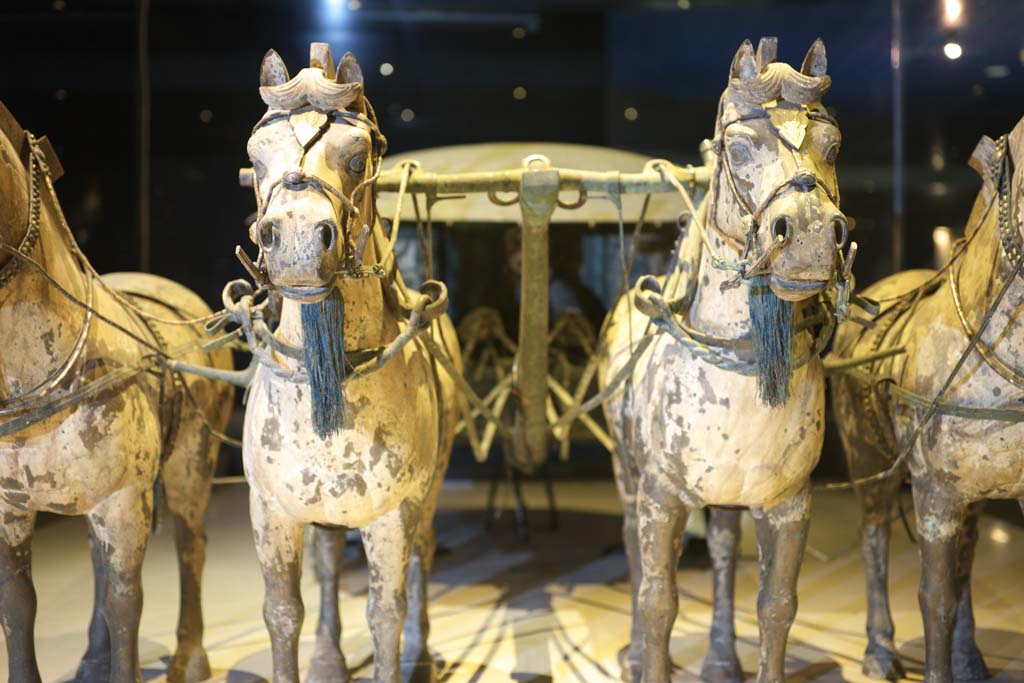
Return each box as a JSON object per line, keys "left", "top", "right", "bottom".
{"left": 943, "top": 0, "right": 963, "bottom": 27}
{"left": 933, "top": 226, "right": 952, "bottom": 267}
{"left": 944, "top": 42, "right": 963, "bottom": 60}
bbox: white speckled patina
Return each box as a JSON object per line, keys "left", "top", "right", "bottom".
{"left": 242, "top": 46, "right": 460, "bottom": 683}
{"left": 598, "top": 39, "right": 843, "bottom": 683}
{"left": 831, "top": 120, "right": 1024, "bottom": 683}
{"left": 0, "top": 102, "right": 233, "bottom": 683}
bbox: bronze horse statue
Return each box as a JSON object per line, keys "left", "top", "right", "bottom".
{"left": 240, "top": 44, "right": 461, "bottom": 683}
{"left": 830, "top": 119, "right": 1024, "bottom": 683}
{"left": 599, "top": 38, "right": 848, "bottom": 683}
{"left": 0, "top": 102, "right": 233, "bottom": 682}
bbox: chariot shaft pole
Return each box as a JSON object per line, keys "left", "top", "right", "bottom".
{"left": 517, "top": 169, "right": 559, "bottom": 470}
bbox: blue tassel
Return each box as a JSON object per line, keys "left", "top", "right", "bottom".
{"left": 747, "top": 274, "right": 793, "bottom": 407}
{"left": 301, "top": 289, "right": 347, "bottom": 439}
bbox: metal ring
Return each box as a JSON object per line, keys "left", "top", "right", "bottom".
{"left": 522, "top": 154, "right": 551, "bottom": 169}
{"left": 556, "top": 187, "right": 587, "bottom": 210}
{"left": 487, "top": 189, "right": 520, "bottom": 206}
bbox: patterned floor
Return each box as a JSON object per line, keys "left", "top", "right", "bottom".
{"left": 5, "top": 480, "right": 1024, "bottom": 682}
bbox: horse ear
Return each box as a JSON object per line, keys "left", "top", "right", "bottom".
{"left": 260, "top": 49, "right": 290, "bottom": 87}
{"left": 801, "top": 38, "right": 828, "bottom": 77}
{"left": 968, "top": 135, "right": 997, "bottom": 182}
{"left": 336, "top": 52, "right": 364, "bottom": 86}
{"left": 756, "top": 37, "right": 778, "bottom": 71}
{"left": 730, "top": 40, "right": 758, "bottom": 81}
{"left": 310, "top": 42, "right": 336, "bottom": 79}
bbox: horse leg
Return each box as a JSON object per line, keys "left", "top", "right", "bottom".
{"left": 951, "top": 502, "right": 988, "bottom": 681}
{"left": 309, "top": 525, "right": 350, "bottom": 683}
{"left": 912, "top": 479, "right": 964, "bottom": 683}
{"left": 362, "top": 501, "right": 419, "bottom": 683}
{"left": 89, "top": 485, "right": 154, "bottom": 683}
{"left": 636, "top": 481, "right": 688, "bottom": 683}
{"left": 402, "top": 519, "right": 437, "bottom": 683}
{"left": 701, "top": 507, "right": 743, "bottom": 683}
{"left": 751, "top": 487, "right": 810, "bottom": 683}
{"left": 403, "top": 470, "right": 445, "bottom": 683}
{"left": 0, "top": 507, "right": 41, "bottom": 683}
{"left": 610, "top": 448, "right": 642, "bottom": 683}
{"left": 856, "top": 474, "right": 905, "bottom": 680}
{"left": 162, "top": 442, "right": 216, "bottom": 683}
{"left": 75, "top": 524, "right": 112, "bottom": 683}
{"left": 250, "top": 490, "right": 306, "bottom": 683}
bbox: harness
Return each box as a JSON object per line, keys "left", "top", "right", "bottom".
{"left": 0, "top": 132, "right": 211, "bottom": 448}
{"left": 821, "top": 131, "right": 1024, "bottom": 491}
{"left": 703, "top": 105, "right": 845, "bottom": 280}
{"left": 248, "top": 103, "right": 389, "bottom": 284}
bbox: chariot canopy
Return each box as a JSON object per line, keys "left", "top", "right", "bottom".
{"left": 376, "top": 142, "right": 697, "bottom": 225}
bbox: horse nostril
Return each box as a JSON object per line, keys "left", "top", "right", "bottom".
{"left": 258, "top": 222, "right": 278, "bottom": 251}
{"left": 317, "top": 222, "right": 337, "bottom": 252}
{"left": 832, "top": 216, "right": 848, "bottom": 248}
{"left": 771, "top": 216, "right": 792, "bottom": 241}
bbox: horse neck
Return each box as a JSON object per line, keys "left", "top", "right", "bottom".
{"left": 686, "top": 171, "right": 755, "bottom": 338}
{"left": 0, "top": 180, "right": 86, "bottom": 312}
{"left": 0, "top": 185, "right": 90, "bottom": 399}
{"left": 955, "top": 197, "right": 1024, "bottom": 343}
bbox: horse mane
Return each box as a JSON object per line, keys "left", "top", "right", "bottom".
{"left": 260, "top": 67, "right": 363, "bottom": 111}
{"left": 725, "top": 62, "right": 831, "bottom": 107}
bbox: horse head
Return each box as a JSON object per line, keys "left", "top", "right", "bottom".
{"left": 247, "top": 43, "right": 386, "bottom": 304}
{"left": 712, "top": 37, "right": 846, "bottom": 302}
{"left": 246, "top": 44, "right": 388, "bottom": 438}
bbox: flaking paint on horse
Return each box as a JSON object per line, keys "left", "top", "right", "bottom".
{"left": 0, "top": 101, "right": 233, "bottom": 683}
{"left": 830, "top": 119, "right": 1024, "bottom": 683}
{"left": 242, "top": 44, "right": 461, "bottom": 683}
{"left": 598, "top": 38, "right": 847, "bottom": 683}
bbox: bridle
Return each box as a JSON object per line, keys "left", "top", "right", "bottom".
{"left": 248, "top": 101, "right": 389, "bottom": 285}
{"left": 948, "top": 132, "right": 1024, "bottom": 388}
{"left": 707, "top": 104, "right": 845, "bottom": 278}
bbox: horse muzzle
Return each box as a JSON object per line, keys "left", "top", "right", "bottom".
{"left": 768, "top": 275, "right": 828, "bottom": 302}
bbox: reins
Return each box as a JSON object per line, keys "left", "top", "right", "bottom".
{"left": 823, "top": 132, "right": 1024, "bottom": 492}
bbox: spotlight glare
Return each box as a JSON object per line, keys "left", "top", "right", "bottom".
{"left": 379, "top": 62, "right": 394, "bottom": 76}
{"left": 513, "top": 86, "right": 527, "bottom": 100}
{"left": 943, "top": 0, "right": 963, "bottom": 26}
{"left": 944, "top": 42, "right": 963, "bottom": 60}
{"left": 624, "top": 106, "right": 638, "bottom": 121}
{"left": 400, "top": 108, "right": 415, "bottom": 122}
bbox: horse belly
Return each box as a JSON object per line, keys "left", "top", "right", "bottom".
{"left": 0, "top": 385, "right": 161, "bottom": 515}
{"left": 634, "top": 343, "right": 825, "bottom": 509}
{"left": 244, "top": 369, "right": 438, "bottom": 528}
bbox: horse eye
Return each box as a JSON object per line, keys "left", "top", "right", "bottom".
{"left": 728, "top": 143, "right": 752, "bottom": 165}
{"left": 348, "top": 153, "right": 367, "bottom": 174}
{"left": 825, "top": 143, "right": 840, "bottom": 165}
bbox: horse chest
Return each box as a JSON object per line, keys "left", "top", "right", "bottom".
{"left": 897, "top": 317, "right": 1024, "bottom": 500}
{"left": 627, "top": 340, "right": 824, "bottom": 508}
{"left": 244, "top": 364, "right": 439, "bottom": 528}
{"left": 0, "top": 383, "right": 161, "bottom": 515}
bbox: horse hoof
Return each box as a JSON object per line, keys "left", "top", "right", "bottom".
{"left": 862, "top": 644, "right": 905, "bottom": 681}
{"left": 74, "top": 655, "right": 111, "bottom": 683}
{"left": 952, "top": 644, "right": 990, "bottom": 681}
{"left": 167, "top": 645, "right": 212, "bottom": 683}
{"left": 307, "top": 649, "right": 350, "bottom": 683}
{"left": 616, "top": 644, "right": 641, "bottom": 683}
{"left": 401, "top": 651, "right": 438, "bottom": 683}
{"left": 700, "top": 650, "right": 743, "bottom": 683}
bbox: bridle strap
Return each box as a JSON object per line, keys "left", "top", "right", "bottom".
{"left": 251, "top": 103, "right": 388, "bottom": 281}
{"left": 712, "top": 108, "right": 842, "bottom": 260}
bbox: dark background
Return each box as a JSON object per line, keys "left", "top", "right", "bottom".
{"left": 4, "top": 0, "right": 1024, "bottom": 479}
